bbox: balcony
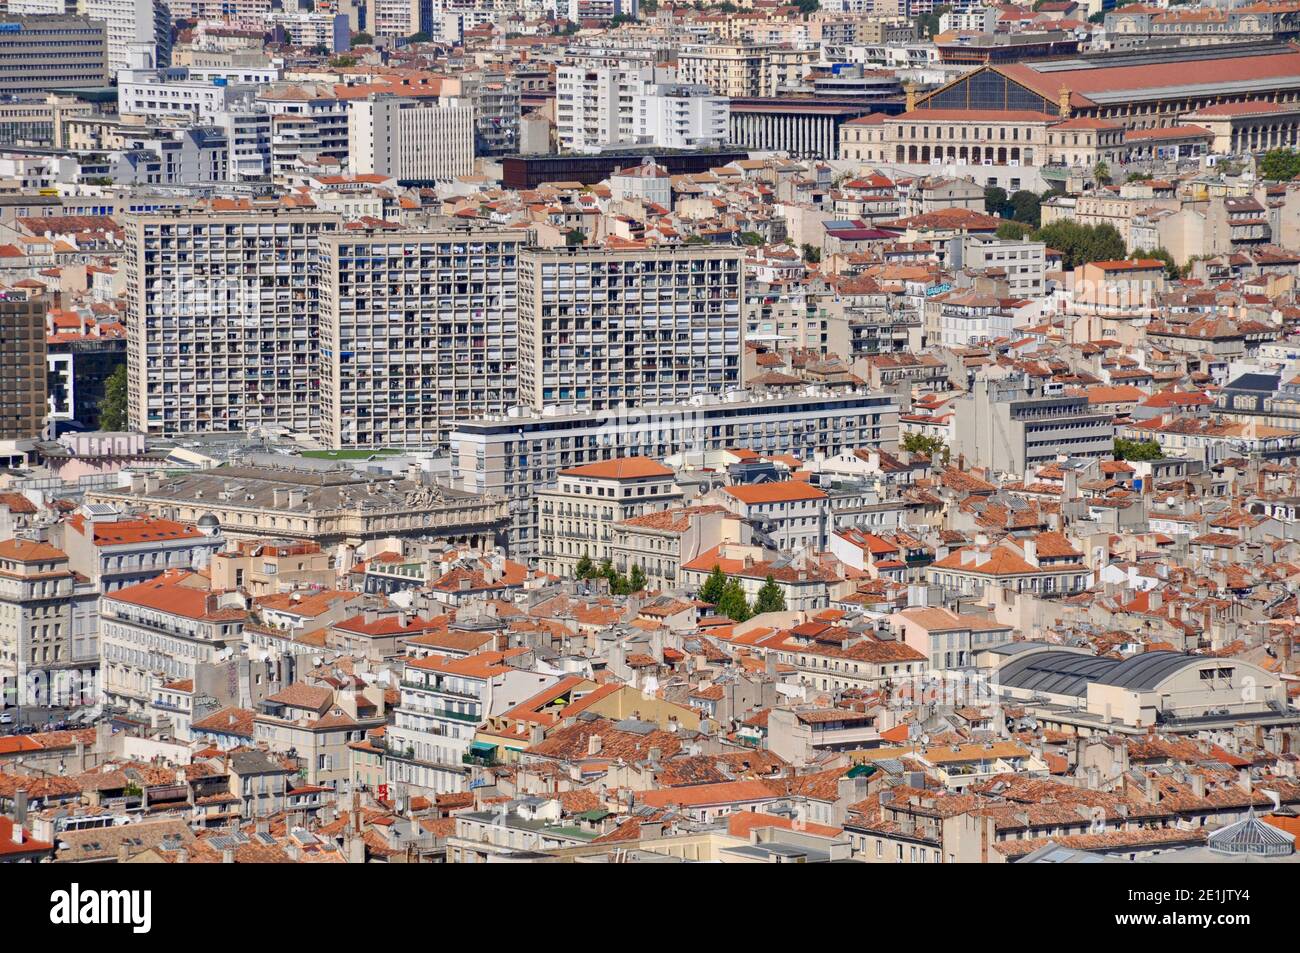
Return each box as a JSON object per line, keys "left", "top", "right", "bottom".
{"left": 431, "top": 708, "right": 481, "bottom": 724}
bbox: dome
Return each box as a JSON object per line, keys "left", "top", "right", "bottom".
{"left": 197, "top": 513, "right": 220, "bottom": 536}
{"left": 1207, "top": 811, "right": 1295, "bottom": 857}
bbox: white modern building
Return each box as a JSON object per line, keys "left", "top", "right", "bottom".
{"left": 84, "top": 0, "right": 173, "bottom": 75}
{"left": 117, "top": 66, "right": 280, "bottom": 120}
{"left": 348, "top": 94, "right": 475, "bottom": 182}
{"left": 211, "top": 107, "right": 273, "bottom": 180}
{"left": 635, "top": 82, "right": 729, "bottom": 151}
{"left": 269, "top": 12, "right": 350, "bottom": 51}
{"left": 518, "top": 244, "right": 744, "bottom": 412}
{"left": 317, "top": 225, "right": 529, "bottom": 448}
{"left": 259, "top": 83, "right": 349, "bottom": 183}
{"left": 122, "top": 208, "right": 342, "bottom": 436}
{"left": 554, "top": 64, "right": 664, "bottom": 154}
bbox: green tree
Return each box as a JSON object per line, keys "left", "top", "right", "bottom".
{"left": 801, "top": 243, "right": 822, "bottom": 264}
{"left": 739, "top": 231, "right": 765, "bottom": 246}
{"left": 984, "top": 185, "right": 1009, "bottom": 217}
{"left": 901, "top": 432, "right": 947, "bottom": 461}
{"left": 753, "top": 575, "right": 786, "bottom": 614}
{"left": 1132, "top": 246, "right": 1181, "bottom": 280}
{"left": 628, "top": 564, "right": 647, "bottom": 593}
{"left": 98, "top": 364, "right": 129, "bottom": 431}
{"left": 1031, "top": 220, "right": 1125, "bottom": 268}
{"left": 565, "top": 228, "right": 586, "bottom": 246}
{"left": 1259, "top": 148, "right": 1300, "bottom": 182}
{"left": 793, "top": 0, "right": 820, "bottom": 12}
{"left": 718, "top": 579, "right": 752, "bottom": 622}
{"left": 1008, "top": 190, "right": 1042, "bottom": 227}
{"left": 1114, "top": 437, "right": 1164, "bottom": 461}
{"left": 915, "top": 3, "right": 951, "bottom": 36}
{"left": 698, "top": 565, "right": 728, "bottom": 606}
{"left": 1093, "top": 160, "right": 1111, "bottom": 187}
{"left": 996, "top": 220, "right": 1032, "bottom": 241}
{"left": 684, "top": 234, "right": 710, "bottom": 245}
{"left": 351, "top": 31, "right": 373, "bottom": 46}
{"left": 599, "top": 558, "right": 633, "bottom": 595}
{"left": 575, "top": 552, "right": 595, "bottom": 579}
{"left": 406, "top": 31, "right": 430, "bottom": 43}
{"left": 1083, "top": 223, "right": 1126, "bottom": 263}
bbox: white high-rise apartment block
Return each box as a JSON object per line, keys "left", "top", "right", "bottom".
{"left": 117, "top": 69, "right": 247, "bottom": 121}
{"left": 123, "top": 208, "right": 342, "bottom": 436}
{"left": 555, "top": 64, "right": 658, "bottom": 153}
{"left": 556, "top": 66, "right": 726, "bottom": 153}
{"left": 84, "top": 0, "right": 173, "bottom": 75}
{"left": 517, "top": 245, "right": 745, "bottom": 412}
{"left": 211, "top": 107, "right": 273, "bottom": 180}
{"left": 317, "top": 225, "right": 528, "bottom": 449}
{"left": 348, "top": 94, "right": 475, "bottom": 182}
{"left": 635, "top": 82, "right": 730, "bottom": 150}
{"left": 371, "top": 0, "right": 420, "bottom": 37}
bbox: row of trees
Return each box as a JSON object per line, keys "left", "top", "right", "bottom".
{"left": 575, "top": 554, "right": 646, "bottom": 595}
{"left": 1113, "top": 438, "right": 1164, "bottom": 461}
{"left": 1032, "top": 220, "right": 1127, "bottom": 269}
{"left": 698, "top": 566, "right": 786, "bottom": 622}
{"left": 986, "top": 184, "right": 1191, "bottom": 274}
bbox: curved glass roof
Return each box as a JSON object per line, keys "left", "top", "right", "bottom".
{"left": 1094, "top": 651, "right": 1205, "bottom": 691}
{"left": 995, "top": 650, "right": 1121, "bottom": 698}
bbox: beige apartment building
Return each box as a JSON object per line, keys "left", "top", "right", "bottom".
{"left": 536, "top": 456, "right": 684, "bottom": 578}
{"left": 254, "top": 682, "right": 387, "bottom": 792}
{"left": 99, "top": 569, "right": 247, "bottom": 714}
{"left": 0, "top": 539, "right": 98, "bottom": 709}
{"left": 609, "top": 504, "right": 747, "bottom": 590}
{"left": 678, "top": 43, "right": 769, "bottom": 97}
{"left": 209, "top": 539, "right": 335, "bottom": 596}
{"left": 122, "top": 207, "right": 342, "bottom": 437}
{"left": 676, "top": 42, "right": 814, "bottom": 98}
{"left": 317, "top": 224, "right": 528, "bottom": 448}
{"left": 517, "top": 244, "right": 744, "bottom": 412}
